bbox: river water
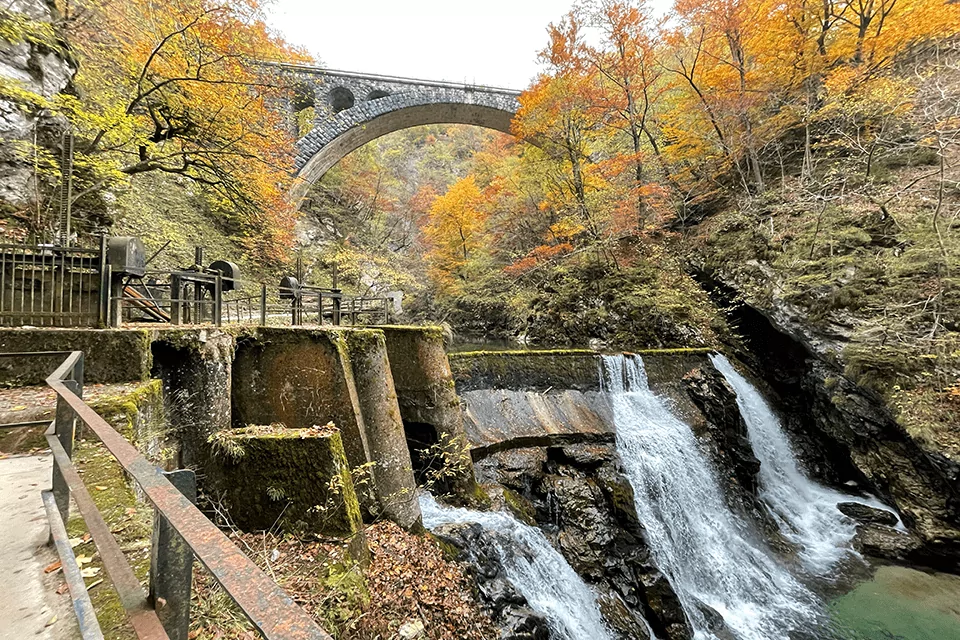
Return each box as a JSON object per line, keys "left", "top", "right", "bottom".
{"left": 601, "top": 354, "right": 821, "bottom": 640}
{"left": 419, "top": 492, "right": 622, "bottom": 640}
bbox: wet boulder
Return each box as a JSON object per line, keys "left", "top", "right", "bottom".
{"left": 683, "top": 365, "right": 761, "bottom": 501}
{"left": 837, "top": 502, "right": 899, "bottom": 527}
{"left": 431, "top": 523, "right": 552, "bottom": 640}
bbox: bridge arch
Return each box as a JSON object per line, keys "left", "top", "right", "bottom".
{"left": 291, "top": 85, "right": 520, "bottom": 202}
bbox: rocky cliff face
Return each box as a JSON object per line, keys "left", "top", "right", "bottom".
{"left": 469, "top": 445, "right": 695, "bottom": 640}
{"left": 0, "top": 0, "right": 75, "bottom": 231}
{"left": 698, "top": 272, "right": 960, "bottom": 571}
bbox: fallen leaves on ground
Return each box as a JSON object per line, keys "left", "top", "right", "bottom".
{"left": 190, "top": 523, "right": 495, "bottom": 639}
{"left": 356, "top": 522, "right": 496, "bottom": 640}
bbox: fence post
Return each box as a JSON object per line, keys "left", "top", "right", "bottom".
{"left": 214, "top": 275, "right": 222, "bottom": 327}
{"left": 98, "top": 236, "right": 109, "bottom": 328}
{"left": 259, "top": 283, "right": 267, "bottom": 326}
{"left": 332, "top": 293, "right": 341, "bottom": 326}
{"left": 109, "top": 266, "right": 123, "bottom": 328}
{"left": 170, "top": 274, "right": 182, "bottom": 325}
{"left": 52, "top": 378, "right": 80, "bottom": 525}
{"left": 149, "top": 469, "right": 197, "bottom": 640}
{"left": 382, "top": 297, "right": 389, "bottom": 324}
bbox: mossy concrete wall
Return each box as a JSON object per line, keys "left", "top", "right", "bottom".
{"left": 343, "top": 329, "right": 419, "bottom": 530}
{"left": 450, "top": 349, "right": 715, "bottom": 458}
{"left": 231, "top": 327, "right": 421, "bottom": 530}
{"left": 0, "top": 328, "right": 152, "bottom": 385}
{"left": 150, "top": 328, "right": 233, "bottom": 470}
{"left": 381, "top": 326, "right": 479, "bottom": 500}
{"left": 205, "top": 425, "right": 364, "bottom": 538}
{"left": 231, "top": 327, "right": 374, "bottom": 500}
{"left": 449, "top": 349, "right": 601, "bottom": 392}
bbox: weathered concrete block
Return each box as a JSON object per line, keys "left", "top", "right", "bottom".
{"left": 0, "top": 328, "right": 152, "bottom": 385}
{"left": 381, "top": 326, "right": 480, "bottom": 502}
{"left": 231, "top": 327, "right": 368, "bottom": 466}
{"left": 151, "top": 329, "right": 233, "bottom": 470}
{"left": 230, "top": 326, "right": 421, "bottom": 530}
{"left": 342, "top": 329, "right": 420, "bottom": 530}
{"left": 206, "top": 423, "right": 364, "bottom": 538}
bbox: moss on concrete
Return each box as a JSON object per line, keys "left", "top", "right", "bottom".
{"left": 450, "top": 350, "right": 603, "bottom": 392}
{"left": 0, "top": 329, "right": 152, "bottom": 386}
{"left": 206, "top": 424, "right": 364, "bottom": 537}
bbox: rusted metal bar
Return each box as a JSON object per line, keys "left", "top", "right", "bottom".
{"left": 45, "top": 432, "right": 171, "bottom": 640}
{"left": 52, "top": 382, "right": 78, "bottom": 525}
{"left": 42, "top": 490, "right": 105, "bottom": 640}
{"left": 150, "top": 469, "right": 197, "bottom": 640}
{"left": 0, "top": 419, "right": 52, "bottom": 429}
{"left": 0, "top": 350, "right": 73, "bottom": 358}
{"left": 47, "top": 361, "right": 333, "bottom": 640}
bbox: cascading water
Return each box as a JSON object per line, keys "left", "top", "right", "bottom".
{"left": 418, "top": 492, "right": 622, "bottom": 640}
{"left": 709, "top": 353, "right": 900, "bottom": 573}
{"left": 601, "top": 354, "right": 821, "bottom": 640}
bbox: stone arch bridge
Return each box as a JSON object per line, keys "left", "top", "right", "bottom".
{"left": 271, "top": 63, "right": 522, "bottom": 201}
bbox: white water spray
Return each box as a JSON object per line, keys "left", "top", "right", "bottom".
{"left": 419, "top": 492, "right": 620, "bottom": 640}
{"left": 709, "top": 353, "right": 901, "bottom": 573}
{"left": 602, "top": 354, "right": 821, "bottom": 640}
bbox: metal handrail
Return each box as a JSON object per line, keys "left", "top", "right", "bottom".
{"left": 39, "top": 350, "right": 333, "bottom": 640}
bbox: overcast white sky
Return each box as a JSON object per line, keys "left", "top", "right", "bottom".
{"left": 266, "top": 0, "right": 670, "bottom": 90}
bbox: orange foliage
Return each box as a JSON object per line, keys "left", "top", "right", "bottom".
{"left": 504, "top": 243, "right": 575, "bottom": 276}
{"left": 63, "top": 0, "right": 310, "bottom": 262}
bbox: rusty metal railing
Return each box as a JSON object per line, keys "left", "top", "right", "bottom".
{"left": 0, "top": 351, "right": 333, "bottom": 640}
{"left": 120, "top": 272, "right": 395, "bottom": 328}
{"left": 0, "top": 241, "right": 109, "bottom": 327}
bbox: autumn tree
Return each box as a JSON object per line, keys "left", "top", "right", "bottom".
{"left": 422, "top": 175, "right": 490, "bottom": 294}
{"left": 582, "top": 0, "right": 667, "bottom": 229}
{"left": 58, "top": 0, "right": 308, "bottom": 261}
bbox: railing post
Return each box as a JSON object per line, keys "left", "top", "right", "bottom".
{"left": 52, "top": 379, "right": 79, "bottom": 525}
{"left": 332, "top": 293, "right": 341, "bottom": 326}
{"left": 98, "top": 236, "right": 109, "bottom": 328}
{"left": 109, "top": 268, "right": 123, "bottom": 329}
{"left": 214, "top": 275, "right": 222, "bottom": 327}
{"left": 170, "top": 274, "right": 182, "bottom": 325}
{"left": 382, "top": 297, "right": 389, "bottom": 324}
{"left": 149, "top": 469, "right": 197, "bottom": 640}
{"left": 259, "top": 283, "right": 267, "bottom": 326}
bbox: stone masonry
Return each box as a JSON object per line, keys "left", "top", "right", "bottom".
{"left": 271, "top": 65, "right": 522, "bottom": 200}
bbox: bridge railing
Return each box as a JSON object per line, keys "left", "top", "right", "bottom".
{"left": 260, "top": 60, "right": 522, "bottom": 96}
{"left": 0, "top": 350, "right": 333, "bottom": 640}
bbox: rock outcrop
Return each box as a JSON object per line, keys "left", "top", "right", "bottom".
{"left": 697, "top": 272, "right": 960, "bottom": 571}
{"left": 683, "top": 365, "right": 761, "bottom": 503}
{"left": 474, "top": 444, "right": 694, "bottom": 640}
{"left": 0, "top": 0, "right": 75, "bottom": 226}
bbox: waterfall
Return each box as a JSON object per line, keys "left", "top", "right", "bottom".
{"left": 601, "top": 354, "right": 821, "bottom": 640}
{"left": 419, "top": 493, "right": 620, "bottom": 640}
{"left": 709, "top": 353, "right": 900, "bottom": 573}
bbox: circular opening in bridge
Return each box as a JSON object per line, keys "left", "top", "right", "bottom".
{"left": 329, "top": 86, "right": 355, "bottom": 113}
{"left": 366, "top": 89, "right": 390, "bottom": 100}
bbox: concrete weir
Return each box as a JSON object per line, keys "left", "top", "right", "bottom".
{"left": 448, "top": 349, "right": 715, "bottom": 459}
{"left": 0, "top": 325, "right": 478, "bottom": 534}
